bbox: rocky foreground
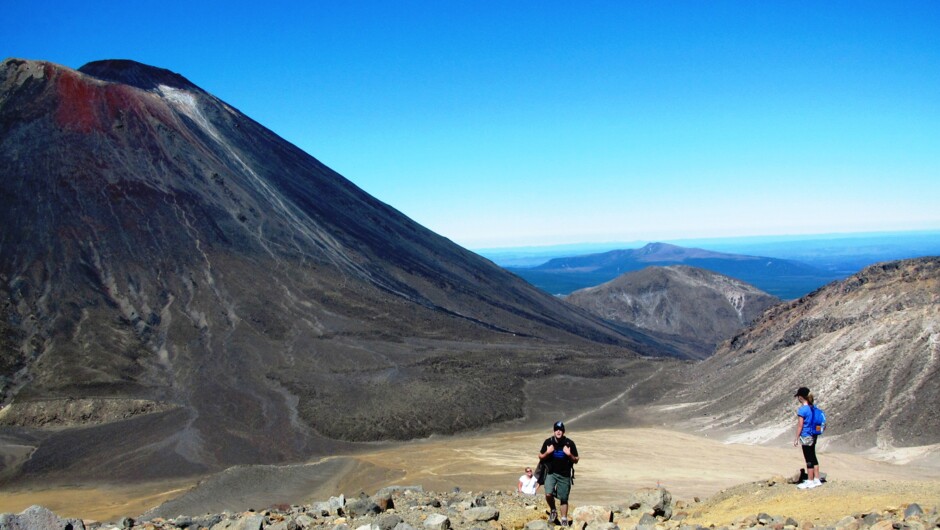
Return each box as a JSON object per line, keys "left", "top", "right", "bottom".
{"left": 2, "top": 478, "right": 938, "bottom": 530}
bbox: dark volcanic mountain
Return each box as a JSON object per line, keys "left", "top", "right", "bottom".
{"left": 0, "top": 59, "right": 681, "bottom": 481}
{"left": 510, "top": 242, "right": 834, "bottom": 299}
{"left": 565, "top": 266, "right": 781, "bottom": 358}
{"left": 660, "top": 257, "right": 940, "bottom": 451}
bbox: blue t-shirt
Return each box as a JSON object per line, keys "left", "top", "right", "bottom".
{"left": 798, "top": 404, "right": 817, "bottom": 437}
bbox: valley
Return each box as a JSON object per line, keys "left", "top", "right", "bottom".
{"left": 2, "top": 425, "right": 938, "bottom": 522}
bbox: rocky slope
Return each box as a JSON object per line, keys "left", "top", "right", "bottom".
{"left": 3, "top": 480, "right": 938, "bottom": 530}
{"left": 565, "top": 266, "right": 781, "bottom": 358}
{"left": 662, "top": 257, "right": 940, "bottom": 451}
{"left": 0, "top": 58, "right": 683, "bottom": 482}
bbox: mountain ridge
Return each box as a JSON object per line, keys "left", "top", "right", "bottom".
{"left": 511, "top": 242, "right": 838, "bottom": 299}
{"left": 565, "top": 265, "right": 781, "bottom": 358}
{"left": 660, "top": 256, "right": 940, "bottom": 450}
{"left": 0, "top": 58, "right": 683, "bottom": 482}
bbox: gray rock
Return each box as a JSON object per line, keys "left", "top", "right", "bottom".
{"left": 296, "top": 514, "right": 317, "bottom": 529}
{"left": 593, "top": 524, "right": 620, "bottom": 530}
{"left": 311, "top": 502, "right": 333, "bottom": 516}
{"left": 372, "top": 492, "right": 395, "bottom": 512}
{"left": 210, "top": 514, "right": 265, "bottom": 530}
{"left": 345, "top": 498, "right": 381, "bottom": 518}
{"left": 0, "top": 506, "right": 85, "bottom": 530}
{"left": 464, "top": 507, "right": 498, "bottom": 522}
{"left": 905, "top": 505, "right": 924, "bottom": 520}
{"left": 424, "top": 514, "right": 450, "bottom": 530}
{"left": 374, "top": 515, "right": 404, "bottom": 530}
{"left": 330, "top": 495, "right": 347, "bottom": 514}
{"left": 835, "top": 516, "right": 860, "bottom": 530}
{"left": 237, "top": 514, "right": 266, "bottom": 530}
{"left": 862, "top": 513, "right": 882, "bottom": 527}
{"left": 625, "top": 488, "right": 674, "bottom": 519}
{"left": 639, "top": 513, "right": 659, "bottom": 526}
{"left": 572, "top": 505, "right": 613, "bottom": 525}
{"left": 393, "top": 524, "right": 417, "bottom": 530}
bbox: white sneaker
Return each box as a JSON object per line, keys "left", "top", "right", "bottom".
{"left": 797, "top": 481, "right": 813, "bottom": 489}
{"left": 811, "top": 479, "right": 823, "bottom": 487}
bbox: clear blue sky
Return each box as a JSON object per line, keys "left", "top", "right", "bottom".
{"left": 4, "top": 1, "right": 939, "bottom": 248}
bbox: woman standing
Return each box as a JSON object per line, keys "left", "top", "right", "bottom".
{"left": 793, "top": 386, "right": 823, "bottom": 489}
{"left": 518, "top": 466, "right": 539, "bottom": 495}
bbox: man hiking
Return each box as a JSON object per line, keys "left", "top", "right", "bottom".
{"left": 538, "top": 420, "right": 579, "bottom": 526}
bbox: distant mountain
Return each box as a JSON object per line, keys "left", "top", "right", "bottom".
{"left": 565, "top": 266, "right": 781, "bottom": 358}
{"left": 0, "top": 59, "right": 683, "bottom": 481}
{"left": 510, "top": 242, "right": 840, "bottom": 299}
{"left": 662, "top": 257, "right": 940, "bottom": 450}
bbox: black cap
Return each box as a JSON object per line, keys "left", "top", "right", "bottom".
{"left": 553, "top": 421, "right": 565, "bottom": 432}
{"left": 794, "top": 387, "right": 810, "bottom": 398}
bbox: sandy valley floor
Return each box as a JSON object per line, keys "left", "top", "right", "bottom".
{"left": 2, "top": 427, "right": 939, "bottom": 522}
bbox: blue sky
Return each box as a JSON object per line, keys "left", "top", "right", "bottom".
{"left": 3, "top": 1, "right": 939, "bottom": 248}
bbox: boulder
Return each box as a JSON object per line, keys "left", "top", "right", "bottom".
{"left": 834, "top": 516, "right": 860, "bottom": 530}
{"left": 861, "top": 513, "right": 881, "bottom": 527}
{"left": 905, "top": 505, "right": 924, "bottom": 520}
{"left": 374, "top": 514, "right": 404, "bottom": 530}
{"left": 423, "top": 514, "right": 450, "bottom": 530}
{"left": 625, "top": 488, "right": 673, "bottom": 519}
{"left": 464, "top": 507, "right": 499, "bottom": 522}
{"left": 345, "top": 498, "right": 381, "bottom": 518}
{"left": 572, "top": 506, "right": 613, "bottom": 526}
{"left": 0, "top": 506, "right": 85, "bottom": 530}
{"left": 372, "top": 491, "right": 395, "bottom": 512}
{"left": 330, "top": 496, "right": 347, "bottom": 515}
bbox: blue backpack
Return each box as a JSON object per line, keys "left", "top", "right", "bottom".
{"left": 810, "top": 406, "right": 827, "bottom": 435}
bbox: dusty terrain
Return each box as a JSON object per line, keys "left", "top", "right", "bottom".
{"left": 2, "top": 427, "right": 938, "bottom": 523}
